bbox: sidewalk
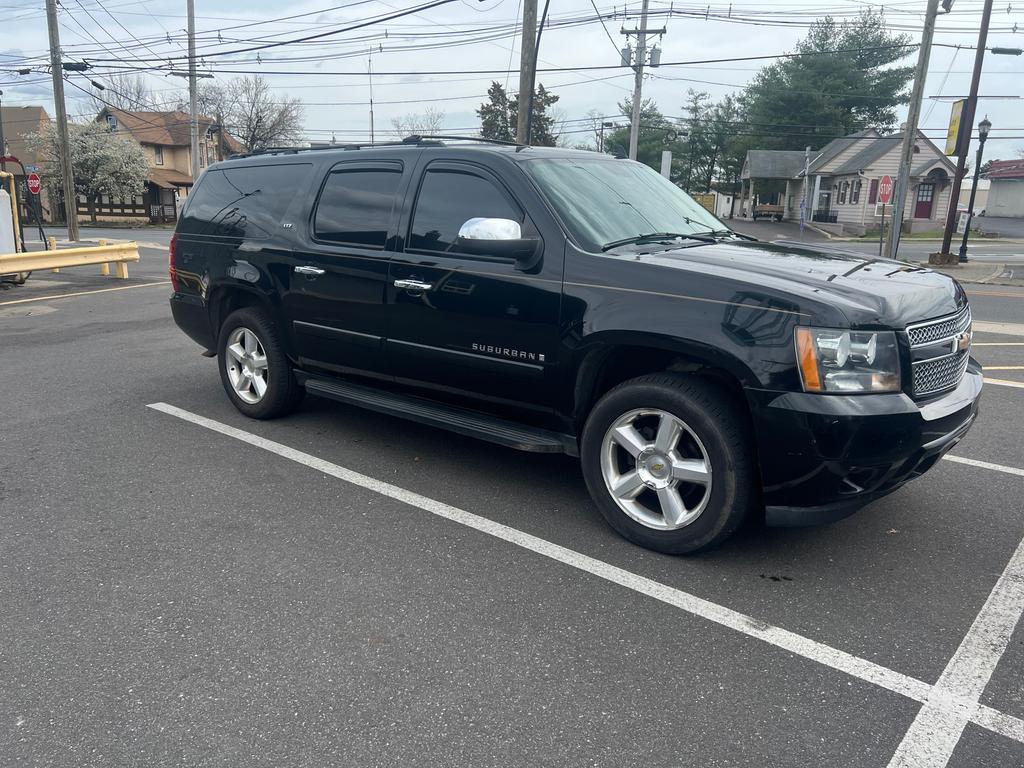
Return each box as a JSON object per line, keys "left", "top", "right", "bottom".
{"left": 923, "top": 262, "right": 1024, "bottom": 287}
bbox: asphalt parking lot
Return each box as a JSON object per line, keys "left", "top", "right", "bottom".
{"left": 1, "top": 247, "right": 1023, "bottom": 767}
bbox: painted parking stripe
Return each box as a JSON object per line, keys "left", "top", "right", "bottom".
{"left": 973, "top": 343, "right": 1024, "bottom": 346}
{"left": 973, "top": 321, "right": 1024, "bottom": 337}
{"left": 886, "top": 535, "right": 1024, "bottom": 768}
{"left": 985, "top": 378, "right": 1024, "bottom": 390}
{"left": 0, "top": 281, "right": 170, "bottom": 306}
{"left": 983, "top": 366, "right": 1024, "bottom": 371}
{"left": 147, "top": 401, "right": 1024, "bottom": 751}
{"left": 943, "top": 455, "right": 1024, "bottom": 478}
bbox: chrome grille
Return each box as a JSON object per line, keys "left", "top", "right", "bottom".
{"left": 906, "top": 305, "right": 972, "bottom": 398}
{"left": 907, "top": 305, "right": 971, "bottom": 346}
{"left": 913, "top": 350, "right": 971, "bottom": 397}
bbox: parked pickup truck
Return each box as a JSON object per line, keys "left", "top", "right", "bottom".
{"left": 753, "top": 203, "right": 784, "bottom": 221}
{"left": 169, "top": 137, "right": 981, "bottom": 554}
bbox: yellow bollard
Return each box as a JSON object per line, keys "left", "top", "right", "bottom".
{"left": 47, "top": 236, "right": 59, "bottom": 272}
{"left": 99, "top": 239, "right": 110, "bottom": 275}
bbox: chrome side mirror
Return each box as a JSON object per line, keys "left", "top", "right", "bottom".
{"left": 458, "top": 217, "right": 522, "bottom": 241}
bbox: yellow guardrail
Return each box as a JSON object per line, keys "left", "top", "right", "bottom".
{"left": 0, "top": 240, "right": 140, "bottom": 279}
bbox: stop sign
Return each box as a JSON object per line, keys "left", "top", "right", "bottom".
{"left": 878, "top": 174, "right": 894, "bottom": 204}
{"left": 27, "top": 172, "right": 41, "bottom": 195}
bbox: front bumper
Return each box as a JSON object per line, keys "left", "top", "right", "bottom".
{"left": 749, "top": 360, "right": 983, "bottom": 527}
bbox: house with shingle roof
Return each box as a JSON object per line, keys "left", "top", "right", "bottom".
{"left": 95, "top": 107, "right": 243, "bottom": 222}
{"left": 739, "top": 129, "right": 956, "bottom": 236}
{"left": 0, "top": 104, "right": 54, "bottom": 222}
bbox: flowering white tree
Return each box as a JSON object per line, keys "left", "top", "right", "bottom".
{"left": 29, "top": 121, "right": 149, "bottom": 222}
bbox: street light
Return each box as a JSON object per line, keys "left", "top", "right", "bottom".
{"left": 958, "top": 116, "right": 992, "bottom": 263}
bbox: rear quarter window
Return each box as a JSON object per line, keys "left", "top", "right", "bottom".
{"left": 178, "top": 162, "right": 312, "bottom": 240}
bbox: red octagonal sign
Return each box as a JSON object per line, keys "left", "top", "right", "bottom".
{"left": 27, "top": 172, "right": 41, "bottom": 195}
{"left": 878, "top": 174, "right": 894, "bottom": 204}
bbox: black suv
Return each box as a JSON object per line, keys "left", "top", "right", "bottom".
{"left": 170, "top": 138, "right": 982, "bottom": 554}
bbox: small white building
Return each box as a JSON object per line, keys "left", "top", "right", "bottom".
{"left": 739, "top": 129, "right": 957, "bottom": 236}
{"left": 984, "top": 159, "right": 1024, "bottom": 218}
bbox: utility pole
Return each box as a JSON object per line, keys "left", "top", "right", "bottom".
{"left": 628, "top": 0, "right": 649, "bottom": 161}
{"left": 800, "top": 145, "right": 810, "bottom": 236}
{"left": 885, "top": 0, "right": 940, "bottom": 261}
{"left": 368, "top": 46, "right": 375, "bottom": 143}
{"left": 0, "top": 90, "right": 7, "bottom": 172}
{"left": 516, "top": 0, "right": 538, "bottom": 144}
{"left": 938, "top": 0, "right": 995, "bottom": 259}
{"left": 622, "top": 0, "right": 665, "bottom": 161}
{"left": 44, "top": 0, "right": 79, "bottom": 241}
{"left": 187, "top": 0, "right": 199, "bottom": 183}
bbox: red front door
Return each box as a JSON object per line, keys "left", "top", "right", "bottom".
{"left": 914, "top": 183, "right": 935, "bottom": 219}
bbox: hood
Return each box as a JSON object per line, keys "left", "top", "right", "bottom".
{"left": 616, "top": 239, "right": 966, "bottom": 328}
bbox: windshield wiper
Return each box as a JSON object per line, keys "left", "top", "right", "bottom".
{"left": 600, "top": 231, "right": 716, "bottom": 252}
{"left": 695, "top": 229, "right": 756, "bottom": 241}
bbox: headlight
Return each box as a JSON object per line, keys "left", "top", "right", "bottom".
{"left": 795, "top": 328, "right": 900, "bottom": 393}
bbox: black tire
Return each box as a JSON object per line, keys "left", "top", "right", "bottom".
{"left": 580, "top": 373, "right": 758, "bottom": 555}
{"left": 217, "top": 307, "right": 304, "bottom": 419}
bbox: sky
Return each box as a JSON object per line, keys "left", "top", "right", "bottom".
{"left": 2, "top": 0, "right": 1023, "bottom": 160}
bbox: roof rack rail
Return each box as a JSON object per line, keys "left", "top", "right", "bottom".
{"left": 402, "top": 134, "right": 524, "bottom": 148}
{"left": 228, "top": 134, "right": 526, "bottom": 160}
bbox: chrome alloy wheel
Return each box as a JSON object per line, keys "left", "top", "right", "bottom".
{"left": 224, "top": 327, "right": 269, "bottom": 404}
{"left": 599, "top": 408, "right": 713, "bottom": 531}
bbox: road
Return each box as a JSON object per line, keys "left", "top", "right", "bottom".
{"left": 1, "top": 247, "right": 1022, "bottom": 767}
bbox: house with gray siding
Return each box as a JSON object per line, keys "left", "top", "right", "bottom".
{"left": 739, "top": 129, "right": 956, "bottom": 236}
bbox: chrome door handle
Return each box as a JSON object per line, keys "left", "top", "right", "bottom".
{"left": 294, "top": 265, "right": 325, "bottom": 276}
{"left": 393, "top": 279, "right": 433, "bottom": 291}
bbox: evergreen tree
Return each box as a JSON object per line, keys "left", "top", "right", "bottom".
{"left": 741, "top": 10, "right": 913, "bottom": 150}
{"left": 476, "top": 82, "right": 561, "bottom": 146}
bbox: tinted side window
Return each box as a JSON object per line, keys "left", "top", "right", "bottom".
{"left": 409, "top": 169, "right": 520, "bottom": 253}
{"left": 313, "top": 168, "right": 402, "bottom": 248}
{"left": 179, "top": 162, "right": 311, "bottom": 240}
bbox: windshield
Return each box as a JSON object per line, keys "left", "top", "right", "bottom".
{"left": 524, "top": 157, "right": 727, "bottom": 253}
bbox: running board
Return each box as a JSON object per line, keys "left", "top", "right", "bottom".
{"left": 302, "top": 376, "right": 576, "bottom": 455}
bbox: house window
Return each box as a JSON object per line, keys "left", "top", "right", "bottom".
{"left": 200, "top": 144, "right": 207, "bottom": 167}
{"left": 105, "top": 114, "right": 117, "bottom": 130}
{"left": 154, "top": 146, "right": 164, "bottom": 166}
{"left": 868, "top": 179, "right": 879, "bottom": 204}
{"left": 851, "top": 179, "right": 861, "bottom": 204}
{"left": 839, "top": 181, "right": 848, "bottom": 204}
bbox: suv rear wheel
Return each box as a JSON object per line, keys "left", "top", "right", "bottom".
{"left": 217, "top": 307, "right": 304, "bottom": 419}
{"left": 581, "top": 373, "right": 757, "bottom": 554}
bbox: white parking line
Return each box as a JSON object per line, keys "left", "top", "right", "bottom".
{"left": 943, "top": 455, "right": 1024, "bottom": 477}
{"left": 147, "top": 401, "right": 1024, "bottom": 756}
{"left": 0, "top": 281, "right": 170, "bottom": 306}
{"left": 974, "top": 321, "right": 1024, "bottom": 337}
{"left": 985, "top": 378, "right": 1024, "bottom": 390}
{"left": 887, "top": 534, "right": 1024, "bottom": 768}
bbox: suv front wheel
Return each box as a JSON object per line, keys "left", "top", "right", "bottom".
{"left": 217, "top": 307, "right": 304, "bottom": 419}
{"left": 581, "top": 373, "right": 757, "bottom": 554}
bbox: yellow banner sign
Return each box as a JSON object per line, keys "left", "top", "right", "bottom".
{"left": 945, "top": 99, "right": 966, "bottom": 156}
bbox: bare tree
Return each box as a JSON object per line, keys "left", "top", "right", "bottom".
{"left": 391, "top": 108, "right": 446, "bottom": 138}
{"left": 186, "top": 75, "right": 304, "bottom": 151}
{"left": 90, "top": 73, "right": 153, "bottom": 112}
